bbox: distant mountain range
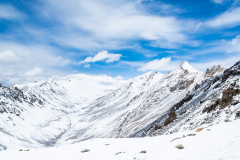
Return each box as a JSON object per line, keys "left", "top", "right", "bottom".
{"left": 1, "top": 60, "right": 240, "bottom": 151}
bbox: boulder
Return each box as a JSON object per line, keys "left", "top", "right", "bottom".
{"left": 81, "top": 149, "right": 90, "bottom": 153}
{"left": 224, "top": 119, "right": 229, "bottom": 122}
{"left": 140, "top": 150, "right": 146, "bottom": 153}
{"left": 175, "top": 144, "right": 184, "bottom": 149}
{"left": 196, "top": 127, "right": 204, "bottom": 132}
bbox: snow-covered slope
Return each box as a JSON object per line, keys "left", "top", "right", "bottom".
{"left": 135, "top": 61, "right": 240, "bottom": 137}
{"left": 0, "top": 74, "right": 125, "bottom": 150}
{"left": 0, "top": 82, "right": 72, "bottom": 150}
{"left": 55, "top": 62, "right": 210, "bottom": 144}
{"left": 1, "top": 118, "right": 240, "bottom": 160}
{"left": 16, "top": 74, "right": 125, "bottom": 108}
{"left": 0, "top": 61, "right": 229, "bottom": 151}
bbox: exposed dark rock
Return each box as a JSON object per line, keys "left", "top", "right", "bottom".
{"left": 224, "top": 119, "right": 229, "bottom": 122}
{"left": 220, "top": 86, "right": 240, "bottom": 109}
{"left": 164, "top": 108, "right": 177, "bottom": 126}
{"left": 81, "top": 149, "right": 90, "bottom": 153}
{"left": 115, "top": 152, "right": 124, "bottom": 155}
{"left": 236, "top": 111, "right": 240, "bottom": 118}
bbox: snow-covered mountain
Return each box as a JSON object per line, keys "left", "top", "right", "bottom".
{"left": 54, "top": 62, "right": 217, "bottom": 145}
{"left": 0, "top": 60, "right": 234, "bottom": 151}
{"left": 16, "top": 74, "right": 125, "bottom": 108}
{"left": 133, "top": 62, "right": 239, "bottom": 137}
{"left": 0, "top": 74, "right": 125, "bottom": 150}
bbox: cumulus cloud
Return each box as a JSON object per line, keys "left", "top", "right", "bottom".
{"left": 79, "top": 51, "right": 122, "bottom": 64}
{"left": 0, "top": 4, "right": 24, "bottom": 20}
{"left": 0, "top": 50, "right": 21, "bottom": 63}
{"left": 138, "top": 57, "right": 179, "bottom": 71}
{"left": 24, "top": 67, "right": 43, "bottom": 77}
{"left": 206, "top": 7, "right": 240, "bottom": 28}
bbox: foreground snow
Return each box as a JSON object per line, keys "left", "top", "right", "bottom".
{"left": 1, "top": 119, "right": 239, "bottom": 160}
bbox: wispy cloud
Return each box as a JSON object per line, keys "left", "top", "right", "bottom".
{"left": 0, "top": 4, "right": 25, "bottom": 20}
{"left": 39, "top": 0, "right": 188, "bottom": 52}
{"left": 206, "top": 7, "right": 240, "bottom": 28}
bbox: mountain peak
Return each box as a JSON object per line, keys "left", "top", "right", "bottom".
{"left": 178, "top": 61, "right": 199, "bottom": 73}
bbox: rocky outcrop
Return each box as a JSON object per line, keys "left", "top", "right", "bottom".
{"left": 204, "top": 65, "right": 226, "bottom": 79}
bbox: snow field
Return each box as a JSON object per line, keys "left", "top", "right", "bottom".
{"left": 1, "top": 119, "right": 240, "bottom": 160}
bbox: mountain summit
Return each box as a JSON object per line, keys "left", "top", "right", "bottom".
{"left": 177, "top": 61, "right": 199, "bottom": 73}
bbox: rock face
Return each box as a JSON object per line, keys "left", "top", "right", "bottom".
{"left": 204, "top": 65, "right": 226, "bottom": 79}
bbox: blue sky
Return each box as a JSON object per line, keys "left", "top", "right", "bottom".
{"left": 0, "top": 0, "right": 240, "bottom": 85}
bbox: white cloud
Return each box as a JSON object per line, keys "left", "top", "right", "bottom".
{"left": 39, "top": 0, "right": 188, "bottom": 51}
{"left": 225, "top": 35, "right": 240, "bottom": 53}
{"left": 24, "top": 67, "right": 43, "bottom": 77}
{"left": 0, "top": 40, "right": 72, "bottom": 86}
{"left": 0, "top": 50, "right": 21, "bottom": 63}
{"left": 84, "top": 64, "right": 90, "bottom": 68}
{"left": 192, "top": 56, "right": 238, "bottom": 71}
{"left": 211, "top": 0, "right": 224, "bottom": 4}
{"left": 79, "top": 51, "right": 122, "bottom": 64}
{"left": 138, "top": 57, "right": 179, "bottom": 71}
{"left": 207, "top": 7, "right": 240, "bottom": 28}
{"left": 0, "top": 4, "right": 25, "bottom": 20}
